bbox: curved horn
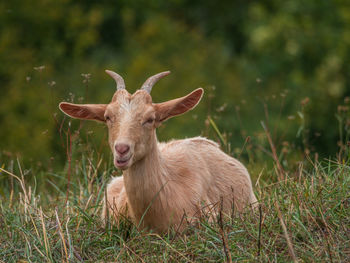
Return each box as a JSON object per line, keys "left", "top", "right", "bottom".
{"left": 105, "top": 70, "right": 126, "bottom": 90}
{"left": 141, "top": 71, "right": 171, "bottom": 94}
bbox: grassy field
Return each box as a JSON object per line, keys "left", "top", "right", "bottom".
{"left": 0, "top": 149, "right": 349, "bottom": 262}
{"left": 0, "top": 108, "right": 349, "bottom": 262}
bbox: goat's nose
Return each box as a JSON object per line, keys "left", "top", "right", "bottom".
{"left": 115, "top": 143, "right": 130, "bottom": 156}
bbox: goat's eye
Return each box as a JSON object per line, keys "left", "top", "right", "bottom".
{"left": 143, "top": 118, "right": 154, "bottom": 126}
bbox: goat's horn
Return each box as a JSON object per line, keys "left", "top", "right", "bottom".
{"left": 141, "top": 71, "right": 171, "bottom": 94}
{"left": 105, "top": 70, "right": 126, "bottom": 90}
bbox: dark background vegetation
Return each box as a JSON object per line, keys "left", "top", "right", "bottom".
{"left": 1, "top": 0, "right": 349, "bottom": 171}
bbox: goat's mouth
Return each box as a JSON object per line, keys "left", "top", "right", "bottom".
{"left": 114, "top": 155, "right": 132, "bottom": 169}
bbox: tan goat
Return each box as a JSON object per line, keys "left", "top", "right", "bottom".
{"left": 59, "top": 70, "right": 257, "bottom": 233}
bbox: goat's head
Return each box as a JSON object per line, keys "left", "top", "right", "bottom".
{"left": 59, "top": 70, "right": 203, "bottom": 170}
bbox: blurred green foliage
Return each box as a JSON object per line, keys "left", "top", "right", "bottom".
{"left": 0, "top": 0, "right": 349, "bottom": 168}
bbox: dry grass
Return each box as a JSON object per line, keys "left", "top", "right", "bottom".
{"left": 0, "top": 155, "right": 349, "bottom": 262}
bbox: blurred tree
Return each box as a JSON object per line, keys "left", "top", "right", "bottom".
{"left": 0, "top": 0, "right": 349, "bottom": 168}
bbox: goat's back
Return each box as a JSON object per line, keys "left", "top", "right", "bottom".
{"left": 159, "top": 137, "right": 257, "bottom": 215}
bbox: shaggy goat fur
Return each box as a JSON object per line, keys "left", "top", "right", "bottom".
{"left": 59, "top": 70, "right": 257, "bottom": 233}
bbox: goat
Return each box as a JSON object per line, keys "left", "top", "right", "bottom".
{"left": 59, "top": 70, "right": 257, "bottom": 233}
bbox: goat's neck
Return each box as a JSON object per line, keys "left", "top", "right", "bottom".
{"left": 123, "top": 133, "right": 168, "bottom": 220}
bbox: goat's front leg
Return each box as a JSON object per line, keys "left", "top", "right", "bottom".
{"left": 101, "top": 176, "right": 130, "bottom": 225}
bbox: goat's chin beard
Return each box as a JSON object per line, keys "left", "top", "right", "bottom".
{"left": 114, "top": 165, "right": 129, "bottom": 171}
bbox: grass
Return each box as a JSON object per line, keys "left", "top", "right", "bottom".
{"left": 0, "top": 94, "right": 349, "bottom": 262}
{"left": 0, "top": 154, "right": 349, "bottom": 262}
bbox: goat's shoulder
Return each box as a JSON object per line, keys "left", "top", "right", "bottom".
{"left": 184, "top": 136, "right": 220, "bottom": 148}
{"left": 158, "top": 136, "right": 219, "bottom": 152}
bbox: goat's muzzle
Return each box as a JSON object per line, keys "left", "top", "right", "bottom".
{"left": 114, "top": 143, "right": 132, "bottom": 169}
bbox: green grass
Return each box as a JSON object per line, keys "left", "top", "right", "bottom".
{"left": 0, "top": 155, "right": 349, "bottom": 262}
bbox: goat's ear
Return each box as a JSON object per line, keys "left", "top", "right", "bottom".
{"left": 59, "top": 102, "right": 107, "bottom": 122}
{"left": 154, "top": 88, "right": 203, "bottom": 123}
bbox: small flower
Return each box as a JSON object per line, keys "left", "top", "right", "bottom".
{"left": 282, "top": 141, "right": 289, "bottom": 147}
{"left": 301, "top": 97, "right": 310, "bottom": 106}
{"left": 81, "top": 73, "right": 91, "bottom": 83}
{"left": 48, "top": 81, "right": 56, "bottom": 87}
{"left": 216, "top": 103, "right": 227, "bottom": 112}
{"left": 338, "top": 105, "right": 349, "bottom": 113}
{"left": 34, "top": 65, "right": 45, "bottom": 72}
{"left": 69, "top": 92, "right": 75, "bottom": 102}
